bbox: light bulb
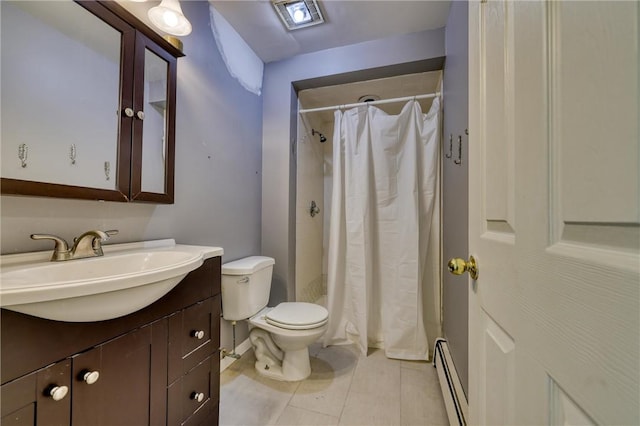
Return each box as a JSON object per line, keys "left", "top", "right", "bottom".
{"left": 285, "top": 2, "right": 311, "bottom": 24}
{"left": 293, "top": 9, "right": 305, "bottom": 23}
{"left": 163, "top": 10, "right": 178, "bottom": 27}
{"left": 148, "top": 0, "right": 192, "bottom": 36}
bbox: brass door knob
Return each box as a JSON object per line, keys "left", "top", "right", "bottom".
{"left": 447, "top": 256, "right": 479, "bottom": 280}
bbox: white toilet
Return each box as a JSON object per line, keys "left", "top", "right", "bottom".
{"left": 221, "top": 256, "right": 328, "bottom": 381}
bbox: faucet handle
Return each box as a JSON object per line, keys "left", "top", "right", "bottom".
{"left": 91, "top": 230, "right": 118, "bottom": 250}
{"left": 31, "top": 234, "right": 71, "bottom": 261}
{"left": 31, "top": 234, "right": 69, "bottom": 250}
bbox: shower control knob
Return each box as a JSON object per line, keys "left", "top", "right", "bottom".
{"left": 191, "top": 392, "right": 205, "bottom": 403}
{"left": 447, "top": 256, "right": 479, "bottom": 280}
{"left": 191, "top": 330, "right": 205, "bottom": 340}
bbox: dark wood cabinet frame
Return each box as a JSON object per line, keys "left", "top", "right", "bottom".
{"left": 0, "top": 1, "right": 184, "bottom": 204}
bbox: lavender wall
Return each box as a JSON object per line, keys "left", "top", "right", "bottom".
{"left": 442, "top": 0, "right": 469, "bottom": 394}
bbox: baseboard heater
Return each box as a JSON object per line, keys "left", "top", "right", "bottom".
{"left": 433, "top": 338, "right": 468, "bottom": 425}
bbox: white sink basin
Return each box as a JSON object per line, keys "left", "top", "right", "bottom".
{"left": 0, "top": 239, "right": 223, "bottom": 322}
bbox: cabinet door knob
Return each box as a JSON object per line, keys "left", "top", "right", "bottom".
{"left": 191, "top": 330, "right": 205, "bottom": 340}
{"left": 191, "top": 392, "right": 205, "bottom": 403}
{"left": 49, "top": 385, "right": 69, "bottom": 401}
{"left": 123, "top": 107, "right": 134, "bottom": 118}
{"left": 82, "top": 370, "right": 100, "bottom": 385}
{"left": 136, "top": 110, "right": 145, "bottom": 120}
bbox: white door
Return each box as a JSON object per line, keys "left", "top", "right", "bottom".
{"left": 467, "top": 1, "right": 639, "bottom": 424}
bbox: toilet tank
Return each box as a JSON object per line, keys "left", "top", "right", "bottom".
{"left": 221, "top": 256, "right": 275, "bottom": 321}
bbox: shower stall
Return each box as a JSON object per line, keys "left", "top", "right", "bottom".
{"left": 294, "top": 71, "right": 443, "bottom": 360}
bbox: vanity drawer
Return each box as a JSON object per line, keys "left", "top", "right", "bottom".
{"left": 167, "top": 356, "right": 218, "bottom": 426}
{"left": 168, "top": 295, "right": 221, "bottom": 382}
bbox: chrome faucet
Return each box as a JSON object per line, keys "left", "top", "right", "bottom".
{"left": 31, "top": 230, "right": 118, "bottom": 261}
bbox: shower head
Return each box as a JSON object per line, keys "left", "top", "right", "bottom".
{"left": 312, "top": 129, "right": 327, "bottom": 143}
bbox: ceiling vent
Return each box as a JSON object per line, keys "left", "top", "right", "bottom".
{"left": 272, "top": 0, "right": 325, "bottom": 31}
{"left": 358, "top": 95, "right": 381, "bottom": 103}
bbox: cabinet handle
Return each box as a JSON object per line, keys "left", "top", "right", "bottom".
{"left": 82, "top": 370, "right": 100, "bottom": 385}
{"left": 123, "top": 107, "right": 134, "bottom": 118}
{"left": 191, "top": 330, "right": 205, "bottom": 340}
{"left": 190, "top": 392, "right": 205, "bottom": 403}
{"left": 136, "top": 111, "right": 145, "bottom": 120}
{"left": 48, "top": 385, "right": 69, "bottom": 401}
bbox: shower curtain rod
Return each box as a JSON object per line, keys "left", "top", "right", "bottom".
{"left": 298, "top": 92, "right": 440, "bottom": 114}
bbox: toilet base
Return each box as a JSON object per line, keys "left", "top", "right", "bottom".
{"left": 254, "top": 347, "right": 311, "bottom": 381}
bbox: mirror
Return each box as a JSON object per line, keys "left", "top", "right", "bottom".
{"left": 141, "top": 48, "right": 169, "bottom": 194}
{"left": 130, "top": 36, "right": 177, "bottom": 203}
{"left": 0, "top": 0, "right": 182, "bottom": 203}
{"left": 1, "top": 0, "right": 121, "bottom": 190}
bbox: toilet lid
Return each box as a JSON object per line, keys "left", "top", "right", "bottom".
{"left": 265, "top": 302, "right": 328, "bottom": 330}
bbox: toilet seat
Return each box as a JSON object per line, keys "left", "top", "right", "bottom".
{"left": 265, "top": 302, "right": 328, "bottom": 330}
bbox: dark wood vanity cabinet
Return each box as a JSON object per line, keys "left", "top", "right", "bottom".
{"left": 0, "top": 257, "right": 221, "bottom": 426}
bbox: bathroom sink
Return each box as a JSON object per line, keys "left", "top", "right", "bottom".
{"left": 0, "top": 239, "right": 223, "bottom": 322}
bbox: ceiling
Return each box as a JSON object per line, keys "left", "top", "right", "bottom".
{"left": 208, "top": 0, "right": 452, "bottom": 63}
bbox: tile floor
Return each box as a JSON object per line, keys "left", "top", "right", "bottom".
{"left": 219, "top": 343, "right": 449, "bottom": 426}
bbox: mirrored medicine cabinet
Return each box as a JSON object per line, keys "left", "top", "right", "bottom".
{"left": 0, "top": 0, "right": 184, "bottom": 203}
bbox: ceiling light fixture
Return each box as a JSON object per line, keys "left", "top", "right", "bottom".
{"left": 272, "top": 0, "right": 324, "bottom": 31}
{"left": 287, "top": 3, "right": 311, "bottom": 24}
{"left": 148, "top": 0, "right": 192, "bottom": 36}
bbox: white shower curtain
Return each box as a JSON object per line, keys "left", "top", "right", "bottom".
{"left": 323, "top": 98, "right": 441, "bottom": 361}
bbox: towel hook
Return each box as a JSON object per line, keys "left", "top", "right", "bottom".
{"left": 69, "top": 144, "right": 77, "bottom": 165}
{"left": 454, "top": 135, "right": 462, "bottom": 165}
{"left": 309, "top": 200, "right": 320, "bottom": 218}
{"left": 18, "top": 143, "right": 28, "bottom": 168}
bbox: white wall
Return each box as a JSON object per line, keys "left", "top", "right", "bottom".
{"left": 0, "top": 0, "right": 263, "bottom": 354}
{"left": 262, "top": 28, "right": 446, "bottom": 304}
{"left": 294, "top": 120, "right": 324, "bottom": 303}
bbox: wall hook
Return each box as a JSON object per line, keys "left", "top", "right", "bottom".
{"left": 69, "top": 144, "right": 77, "bottom": 165}
{"left": 445, "top": 134, "right": 452, "bottom": 159}
{"left": 309, "top": 200, "right": 320, "bottom": 217}
{"left": 454, "top": 135, "right": 463, "bottom": 165}
{"left": 18, "top": 143, "right": 28, "bottom": 168}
